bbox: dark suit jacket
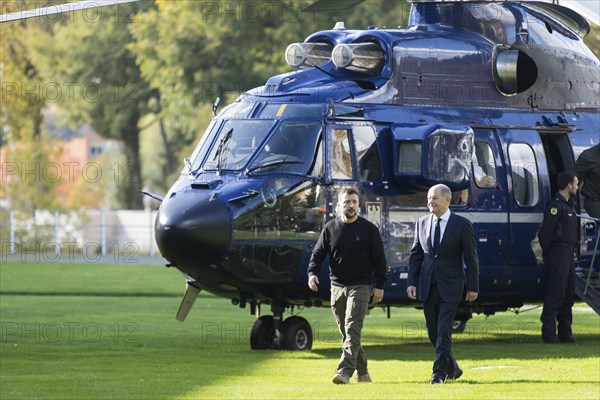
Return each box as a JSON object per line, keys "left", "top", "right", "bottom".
{"left": 408, "top": 212, "right": 479, "bottom": 303}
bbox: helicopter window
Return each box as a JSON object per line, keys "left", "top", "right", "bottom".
{"left": 353, "top": 126, "right": 382, "bottom": 181}
{"left": 189, "top": 120, "right": 218, "bottom": 173}
{"left": 220, "top": 102, "right": 255, "bottom": 118}
{"left": 260, "top": 103, "right": 326, "bottom": 118}
{"left": 332, "top": 129, "right": 354, "bottom": 180}
{"left": 397, "top": 143, "right": 422, "bottom": 174}
{"left": 473, "top": 142, "right": 497, "bottom": 188}
{"left": 248, "top": 120, "right": 322, "bottom": 176}
{"left": 204, "top": 119, "right": 275, "bottom": 171}
{"left": 451, "top": 189, "right": 469, "bottom": 206}
{"left": 509, "top": 143, "right": 540, "bottom": 207}
{"left": 425, "top": 132, "right": 472, "bottom": 184}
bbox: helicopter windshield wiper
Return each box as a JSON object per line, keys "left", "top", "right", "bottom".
{"left": 213, "top": 128, "right": 233, "bottom": 172}
{"left": 246, "top": 159, "right": 303, "bottom": 174}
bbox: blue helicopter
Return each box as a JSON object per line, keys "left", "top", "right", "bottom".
{"left": 3, "top": 0, "right": 597, "bottom": 350}
{"left": 149, "top": 0, "right": 600, "bottom": 350}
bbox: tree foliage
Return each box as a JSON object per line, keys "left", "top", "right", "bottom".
{"left": 22, "top": 6, "right": 153, "bottom": 208}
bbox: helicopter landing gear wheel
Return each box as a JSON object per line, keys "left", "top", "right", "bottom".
{"left": 452, "top": 310, "right": 472, "bottom": 334}
{"left": 282, "top": 316, "right": 313, "bottom": 351}
{"left": 452, "top": 319, "right": 468, "bottom": 334}
{"left": 250, "top": 316, "right": 278, "bottom": 349}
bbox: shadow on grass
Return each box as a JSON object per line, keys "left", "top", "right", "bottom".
{"left": 311, "top": 333, "right": 600, "bottom": 362}
{"left": 374, "top": 379, "right": 600, "bottom": 385}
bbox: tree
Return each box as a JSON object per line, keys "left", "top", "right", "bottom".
{"left": 0, "top": 2, "right": 60, "bottom": 216}
{"left": 24, "top": 5, "right": 152, "bottom": 209}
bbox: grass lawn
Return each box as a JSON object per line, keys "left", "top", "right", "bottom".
{"left": 1, "top": 262, "right": 599, "bottom": 399}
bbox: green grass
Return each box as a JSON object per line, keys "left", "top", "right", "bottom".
{"left": 1, "top": 262, "right": 599, "bottom": 400}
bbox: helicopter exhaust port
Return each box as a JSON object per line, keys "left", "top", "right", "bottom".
{"left": 332, "top": 42, "right": 385, "bottom": 75}
{"left": 493, "top": 47, "right": 538, "bottom": 95}
{"left": 285, "top": 41, "right": 333, "bottom": 68}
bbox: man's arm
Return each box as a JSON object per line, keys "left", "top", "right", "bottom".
{"left": 370, "top": 225, "right": 387, "bottom": 304}
{"left": 538, "top": 205, "right": 558, "bottom": 256}
{"left": 307, "top": 226, "right": 329, "bottom": 291}
{"left": 407, "top": 219, "right": 424, "bottom": 299}
{"left": 461, "top": 219, "right": 479, "bottom": 300}
{"left": 371, "top": 225, "right": 387, "bottom": 290}
{"left": 575, "top": 148, "right": 593, "bottom": 182}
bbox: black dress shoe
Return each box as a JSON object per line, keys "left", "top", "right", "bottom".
{"left": 429, "top": 375, "right": 445, "bottom": 384}
{"left": 450, "top": 367, "right": 463, "bottom": 381}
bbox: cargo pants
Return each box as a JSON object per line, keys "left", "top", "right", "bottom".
{"left": 330, "top": 284, "right": 370, "bottom": 377}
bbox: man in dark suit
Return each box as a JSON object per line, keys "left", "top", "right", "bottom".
{"left": 407, "top": 184, "right": 479, "bottom": 384}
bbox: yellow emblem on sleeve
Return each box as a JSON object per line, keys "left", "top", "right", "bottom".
{"left": 550, "top": 207, "right": 558, "bottom": 215}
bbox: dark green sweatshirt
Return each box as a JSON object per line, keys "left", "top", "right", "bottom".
{"left": 308, "top": 216, "right": 387, "bottom": 289}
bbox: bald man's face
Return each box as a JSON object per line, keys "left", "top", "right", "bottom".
{"left": 427, "top": 187, "right": 450, "bottom": 217}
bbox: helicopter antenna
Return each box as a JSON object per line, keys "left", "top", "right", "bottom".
{"left": 0, "top": 0, "right": 139, "bottom": 24}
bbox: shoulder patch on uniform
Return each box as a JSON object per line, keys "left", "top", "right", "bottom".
{"left": 550, "top": 207, "right": 558, "bottom": 215}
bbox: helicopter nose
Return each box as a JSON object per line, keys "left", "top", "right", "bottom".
{"left": 155, "top": 192, "right": 231, "bottom": 269}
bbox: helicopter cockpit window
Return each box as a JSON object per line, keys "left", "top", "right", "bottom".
{"left": 220, "top": 102, "right": 255, "bottom": 118}
{"left": 332, "top": 129, "right": 354, "bottom": 180}
{"left": 473, "top": 142, "right": 497, "bottom": 188}
{"left": 353, "top": 125, "right": 382, "bottom": 182}
{"left": 260, "top": 103, "right": 326, "bottom": 118}
{"left": 204, "top": 120, "right": 275, "bottom": 171}
{"left": 189, "top": 120, "right": 218, "bottom": 173}
{"left": 509, "top": 143, "right": 540, "bottom": 207}
{"left": 248, "top": 120, "right": 322, "bottom": 176}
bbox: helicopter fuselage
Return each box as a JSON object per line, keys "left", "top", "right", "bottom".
{"left": 153, "top": 2, "right": 599, "bottom": 348}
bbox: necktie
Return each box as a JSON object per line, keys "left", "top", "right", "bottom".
{"left": 433, "top": 218, "right": 441, "bottom": 254}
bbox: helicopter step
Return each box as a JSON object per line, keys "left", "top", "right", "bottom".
{"left": 176, "top": 281, "right": 202, "bottom": 322}
{"left": 575, "top": 271, "right": 600, "bottom": 316}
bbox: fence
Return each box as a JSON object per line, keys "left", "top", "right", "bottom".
{"left": 0, "top": 209, "right": 159, "bottom": 261}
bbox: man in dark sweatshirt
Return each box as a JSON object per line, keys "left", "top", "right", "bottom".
{"left": 307, "top": 187, "right": 386, "bottom": 385}
{"left": 575, "top": 144, "right": 600, "bottom": 219}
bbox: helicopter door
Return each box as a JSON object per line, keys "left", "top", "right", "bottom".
{"left": 327, "top": 124, "right": 384, "bottom": 232}
{"left": 470, "top": 130, "right": 508, "bottom": 268}
{"left": 538, "top": 131, "right": 579, "bottom": 257}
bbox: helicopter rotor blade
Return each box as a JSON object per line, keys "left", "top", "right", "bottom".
{"left": 302, "top": 0, "right": 366, "bottom": 14}
{"left": 0, "top": 0, "right": 139, "bottom": 24}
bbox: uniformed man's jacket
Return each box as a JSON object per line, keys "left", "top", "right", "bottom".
{"left": 538, "top": 194, "right": 578, "bottom": 257}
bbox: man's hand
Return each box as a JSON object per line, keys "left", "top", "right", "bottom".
{"left": 406, "top": 285, "right": 417, "bottom": 300}
{"left": 477, "top": 175, "right": 494, "bottom": 186}
{"left": 308, "top": 275, "right": 319, "bottom": 291}
{"left": 465, "top": 291, "right": 478, "bottom": 302}
{"left": 371, "top": 288, "right": 384, "bottom": 304}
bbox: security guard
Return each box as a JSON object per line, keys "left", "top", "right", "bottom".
{"left": 538, "top": 171, "right": 579, "bottom": 344}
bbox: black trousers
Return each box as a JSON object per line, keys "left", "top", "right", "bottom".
{"left": 541, "top": 246, "right": 575, "bottom": 341}
{"left": 423, "top": 284, "right": 460, "bottom": 378}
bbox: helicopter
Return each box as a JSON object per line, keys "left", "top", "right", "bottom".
{"left": 3, "top": 0, "right": 598, "bottom": 351}
{"left": 150, "top": 0, "right": 600, "bottom": 350}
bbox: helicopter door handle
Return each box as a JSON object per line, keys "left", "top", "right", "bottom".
{"left": 478, "top": 230, "right": 488, "bottom": 243}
